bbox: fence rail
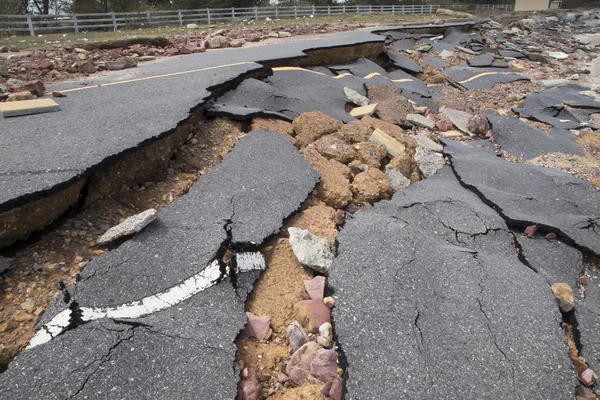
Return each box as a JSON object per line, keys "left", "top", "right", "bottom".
{"left": 0, "top": 3, "right": 513, "bottom": 36}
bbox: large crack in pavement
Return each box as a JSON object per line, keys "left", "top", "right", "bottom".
{"left": 0, "top": 130, "right": 320, "bottom": 398}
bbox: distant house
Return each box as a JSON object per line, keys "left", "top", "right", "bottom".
{"left": 514, "top": 0, "right": 562, "bottom": 11}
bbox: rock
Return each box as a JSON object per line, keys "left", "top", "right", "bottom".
{"left": 105, "top": 57, "right": 137, "bottom": 70}
{"left": 334, "top": 121, "right": 371, "bottom": 144}
{"left": 286, "top": 342, "right": 319, "bottom": 385}
{"left": 6, "top": 91, "right": 34, "bottom": 102}
{"left": 319, "top": 322, "right": 333, "bottom": 341}
{"left": 510, "top": 62, "right": 526, "bottom": 72}
{"left": 310, "top": 349, "right": 338, "bottom": 383}
{"left": 540, "top": 79, "right": 570, "bottom": 89}
{"left": 546, "top": 16, "right": 559, "bottom": 23}
{"left": 386, "top": 165, "right": 411, "bottom": 191}
{"left": 230, "top": 39, "right": 246, "bottom": 48}
{"left": 407, "top": 114, "right": 435, "bottom": 129}
{"left": 304, "top": 276, "right": 326, "bottom": 300}
{"left": 20, "top": 299, "right": 36, "bottom": 313}
{"left": 436, "top": 119, "right": 453, "bottom": 131}
{"left": 0, "top": 65, "right": 8, "bottom": 78}
{"left": 186, "top": 24, "right": 198, "bottom": 29}
{"left": 333, "top": 210, "right": 345, "bottom": 227}
{"left": 369, "top": 128, "right": 406, "bottom": 158}
{"left": 293, "top": 112, "right": 343, "bottom": 147}
{"left": 525, "top": 52, "right": 548, "bottom": 64}
{"left": 563, "top": 13, "right": 577, "bottom": 23}
{"left": 328, "top": 376, "right": 343, "bottom": 400}
{"left": 580, "top": 369, "right": 597, "bottom": 387}
{"left": 354, "top": 142, "right": 388, "bottom": 169}
{"left": 302, "top": 148, "right": 352, "bottom": 209}
{"left": 284, "top": 205, "right": 338, "bottom": 246}
{"left": 351, "top": 169, "right": 392, "bottom": 204}
{"left": 268, "top": 32, "right": 279, "bottom": 38}
{"left": 286, "top": 320, "right": 308, "bottom": 352}
{"left": 19, "top": 80, "right": 46, "bottom": 96}
{"left": 548, "top": 52, "right": 568, "bottom": 60}
{"left": 389, "top": 151, "right": 415, "bottom": 181}
{"left": 52, "top": 91, "right": 66, "bottom": 98}
{"left": 569, "top": 74, "right": 580, "bottom": 81}
{"left": 439, "top": 49, "right": 454, "bottom": 59}
{"left": 96, "top": 209, "right": 157, "bottom": 245}
{"left": 440, "top": 108, "right": 474, "bottom": 136}
{"left": 551, "top": 283, "right": 575, "bottom": 313}
{"left": 415, "top": 148, "right": 444, "bottom": 178}
{"left": 237, "top": 368, "right": 261, "bottom": 400}
{"left": 294, "top": 299, "right": 331, "bottom": 334}
{"left": 78, "top": 60, "right": 96, "bottom": 74}
{"left": 344, "top": 87, "right": 369, "bottom": 106}
{"left": 576, "top": 384, "right": 596, "bottom": 400}
{"left": 414, "top": 135, "right": 442, "bottom": 153}
{"left": 323, "top": 296, "right": 335, "bottom": 308}
{"left": 349, "top": 104, "right": 377, "bottom": 118}
{"left": 467, "top": 115, "right": 490, "bottom": 136}
{"left": 242, "top": 312, "right": 271, "bottom": 341}
{"left": 468, "top": 54, "right": 495, "bottom": 68}
{"left": 137, "top": 55, "right": 156, "bottom": 62}
{"left": 314, "top": 135, "right": 357, "bottom": 164}
{"left": 278, "top": 31, "right": 292, "bottom": 38}
{"left": 518, "top": 18, "right": 537, "bottom": 29}
{"left": 524, "top": 225, "right": 537, "bottom": 238}
{"left": 288, "top": 228, "right": 334, "bottom": 274}
{"left": 416, "top": 44, "right": 432, "bottom": 52}
{"left": 436, "top": 8, "right": 474, "bottom": 18}
{"left": 206, "top": 35, "right": 230, "bottom": 49}
{"left": 0, "top": 46, "right": 7, "bottom": 53}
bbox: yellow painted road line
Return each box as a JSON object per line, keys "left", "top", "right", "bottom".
{"left": 332, "top": 72, "right": 353, "bottom": 79}
{"left": 59, "top": 61, "right": 258, "bottom": 94}
{"left": 272, "top": 66, "right": 326, "bottom": 76}
{"left": 390, "top": 78, "right": 414, "bottom": 83}
{"left": 459, "top": 72, "right": 498, "bottom": 84}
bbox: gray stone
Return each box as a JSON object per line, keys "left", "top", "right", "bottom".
{"left": 268, "top": 32, "right": 279, "bottom": 38}
{"left": 407, "top": 113, "right": 435, "bottom": 129}
{"left": 278, "top": 31, "right": 292, "bottom": 38}
{"left": 288, "top": 227, "right": 334, "bottom": 274}
{"left": 0, "top": 65, "right": 9, "bottom": 78}
{"left": 344, "top": 87, "right": 369, "bottom": 106}
{"left": 329, "top": 167, "right": 576, "bottom": 399}
{"left": 442, "top": 139, "right": 600, "bottom": 256}
{"left": 438, "top": 49, "right": 454, "bottom": 59}
{"left": 546, "top": 16, "right": 559, "bottom": 23}
{"left": 385, "top": 165, "right": 411, "bottom": 191}
{"left": 563, "top": 13, "right": 577, "bottom": 22}
{"left": 186, "top": 23, "right": 198, "bottom": 29}
{"left": 540, "top": 79, "right": 570, "bottom": 89}
{"left": 96, "top": 208, "right": 157, "bottom": 245}
{"left": 414, "top": 134, "right": 443, "bottom": 152}
{"left": 440, "top": 108, "right": 473, "bottom": 136}
{"left": 547, "top": 51, "right": 569, "bottom": 60}
{"left": 206, "top": 35, "right": 229, "bottom": 49}
{"left": 414, "top": 147, "right": 444, "bottom": 178}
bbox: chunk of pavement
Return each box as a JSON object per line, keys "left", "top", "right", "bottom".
{"left": 386, "top": 165, "right": 411, "bottom": 191}
{"left": 96, "top": 208, "right": 157, "bottom": 245}
{"left": 74, "top": 130, "right": 319, "bottom": 307}
{"left": 515, "top": 235, "right": 583, "bottom": 287}
{"left": 442, "top": 139, "right": 600, "bottom": 255}
{"left": 548, "top": 51, "right": 569, "bottom": 60}
{"left": 288, "top": 227, "right": 334, "bottom": 274}
{"left": 384, "top": 48, "right": 424, "bottom": 74}
{"left": 314, "top": 135, "right": 357, "bottom": 164}
{"left": 287, "top": 320, "right": 308, "bottom": 351}
{"left": 1, "top": 281, "right": 252, "bottom": 399}
{"left": 328, "top": 167, "right": 576, "bottom": 399}
{"left": 440, "top": 108, "right": 474, "bottom": 136}
{"left": 310, "top": 349, "right": 339, "bottom": 383}
{"left": 305, "top": 276, "right": 326, "bottom": 300}
{"left": 467, "top": 54, "right": 494, "bottom": 67}
{"left": 498, "top": 50, "right": 525, "bottom": 58}
{"left": 414, "top": 147, "right": 444, "bottom": 178}
{"left": 369, "top": 128, "right": 406, "bottom": 157}
{"left": 293, "top": 299, "right": 331, "bottom": 334}
{"left": 242, "top": 312, "right": 271, "bottom": 341}
{"left": 577, "top": 269, "right": 600, "bottom": 374}
{"left": 407, "top": 113, "right": 435, "bottom": 129}
{"left": 0, "top": 98, "right": 60, "bottom": 118}
{"left": 349, "top": 103, "right": 377, "bottom": 118}
{"left": 540, "top": 79, "right": 571, "bottom": 89}
{"left": 414, "top": 135, "right": 443, "bottom": 153}
{"left": 439, "top": 49, "right": 454, "bottom": 59}
{"left": 344, "top": 87, "right": 369, "bottom": 106}
{"left": 551, "top": 283, "right": 575, "bottom": 313}
{"left": 483, "top": 110, "right": 583, "bottom": 159}
{"left": 293, "top": 111, "right": 343, "bottom": 147}
{"left": 351, "top": 169, "right": 392, "bottom": 204}
{"left": 286, "top": 342, "right": 319, "bottom": 385}
{"left": 237, "top": 368, "right": 261, "bottom": 400}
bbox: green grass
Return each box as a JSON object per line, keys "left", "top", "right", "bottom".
{"left": 0, "top": 13, "right": 435, "bottom": 50}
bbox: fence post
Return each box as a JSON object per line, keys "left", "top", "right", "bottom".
{"left": 356, "top": 5, "right": 359, "bottom": 14}
{"left": 276, "top": 7, "right": 279, "bottom": 19}
{"left": 178, "top": 10, "right": 182, "bottom": 26}
{"left": 312, "top": 5, "right": 315, "bottom": 15}
{"left": 73, "top": 14, "right": 79, "bottom": 34}
{"left": 327, "top": 6, "right": 330, "bottom": 16}
{"left": 206, "top": 8, "right": 211, "bottom": 24}
{"left": 146, "top": 10, "right": 151, "bottom": 24}
{"left": 369, "top": 5, "right": 372, "bottom": 14}
{"left": 294, "top": 6, "right": 297, "bottom": 18}
{"left": 392, "top": 4, "right": 395, "bottom": 14}
{"left": 254, "top": 7, "right": 257, "bottom": 19}
{"left": 111, "top": 12, "right": 117, "bottom": 31}
{"left": 27, "top": 15, "right": 34, "bottom": 36}
{"left": 342, "top": 5, "right": 345, "bottom": 14}
{"left": 231, "top": 7, "right": 235, "bottom": 22}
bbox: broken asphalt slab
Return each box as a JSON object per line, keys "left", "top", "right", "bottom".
{"left": 442, "top": 139, "right": 600, "bottom": 256}
{"left": 484, "top": 111, "right": 584, "bottom": 159}
{"left": 329, "top": 167, "right": 575, "bottom": 399}
{"left": 442, "top": 65, "right": 528, "bottom": 90}
{"left": 0, "top": 129, "right": 319, "bottom": 398}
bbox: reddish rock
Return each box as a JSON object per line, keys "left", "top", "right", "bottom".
{"left": 248, "top": 34, "right": 262, "bottom": 42}
{"left": 286, "top": 320, "right": 308, "bottom": 351}
{"left": 545, "top": 232, "right": 557, "bottom": 239}
{"left": 37, "top": 60, "right": 54, "bottom": 70}
{"left": 242, "top": 312, "right": 271, "bottom": 341}
{"left": 79, "top": 60, "right": 96, "bottom": 74}
{"left": 345, "top": 203, "right": 360, "bottom": 214}
{"left": 166, "top": 47, "right": 180, "bottom": 56}
{"left": 236, "top": 368, "right": 261, "bottom": 400}
{"left": 329, "top": 376, "right": 343, "bottom": 400}
{"left": 524, "top": 225, "right": 537, "bottom": 238}
{"left": 304, "top": 276, "right": 326, "bottom": 300}
{"left": 467, "top": 115, "right": 490, "bottom": 136}
{"left": 23, "top": 80, "right": 46, "bottom": 96}
{"left": 575, "top": 384, "right": 596, "bottom": 400}
{"left": 310, "top": 348, "right": 338, "bottom": 382}
{"left": 6, "top": 91, "right": 34, "bottom": 102}
{"left": 436, "top": 118, "right": 453, "bottom": 132}
{"left": 333, "top": 209, "right": 345, "bottom": 226}
{"left": 286, "top": 342, "right": 319, "bottom": 385}
{"left": 552, "top": 283, "right": 575, "bottom": 313}
{"left": 52, "top": 91, "right": 66, "bottom": 98}
{"left": 573, "top": 357, "right": 589, "bottom": 375}
{"left": 580, "top": 276, "right": 588, "bottom": 286}
{"left": 580, "top": 368, "right": 598, "bottom": 386}
{"left": 293, "top": 299, "right": 331, "bottom": 333}
{"left": 230, "top": 39, "right": 246, "bottom": 48}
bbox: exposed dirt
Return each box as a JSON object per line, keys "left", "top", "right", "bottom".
{"left": 0, "top": 117, "right": 243, "bottom": 369}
